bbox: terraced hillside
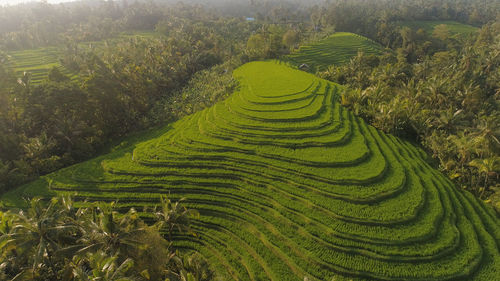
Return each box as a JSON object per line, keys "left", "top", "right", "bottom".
{"left": 287, "top": 32, "right": 384, "bottom": 71}
{"left": 5, "top": 31, "right": 157, "bottom": 84}
{"left": 7, "top": 47, "right": 76, "bottom": 84}
{"left": 3, "top": 61, "right": 500, "bottom": 281}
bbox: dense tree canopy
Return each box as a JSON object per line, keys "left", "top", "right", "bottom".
{"left": 0, "top": 196, "right": 206, "bottom": 280}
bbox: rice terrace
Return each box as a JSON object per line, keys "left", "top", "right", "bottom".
{"left": 0, "top": 0, "right": 499, "bottom": 280}
{"left": 5, "top": 47, "right": 76, "bottom": 84}
{"left": 4, "top": 31, "right": 157, "bottom": 84}
{"left": 3, "top": 61, "right": 499, "bottom": 280}
{"left": 287, "top": 32, "right": 384, "bottom": 71}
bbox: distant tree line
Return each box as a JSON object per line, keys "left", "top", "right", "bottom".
{"left": 0, "top": 0, "right": 316, "bottom": 51}
{"left": 309, "top": 0, "right": 498, "bottom": 42}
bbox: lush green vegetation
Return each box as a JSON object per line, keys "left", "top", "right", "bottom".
{"left": 319, "top": 18, "right": 500, "bottom": 213}
{"left": 399, "top": 20, "right": 478, "bottom": 36}
{"left": 0, "top": 2, "right": 257, "bottom": 193}
{"left": 3, "top": 61, "right": 499, "bottom": 280}
{"left": 5, "top": 31, "right": 158, "bottom": 84}
{"left": 287, "top": 32, "right": 384, "bottom": 71}
{"left": 0, "top": 196, "right": 210, "bottom": 281}
{"left": 309, "top": 0, "right": 497, "bottom": 51}
{"left": 1, "top": 0, "right": 497, "bottom": 199}
{"left": 1, "top": 0, "right": 499, "bottom": 280}
{"left": 6, "top": 47, "right": 75, "bottom": 84}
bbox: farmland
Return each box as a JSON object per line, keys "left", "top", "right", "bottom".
{"left": 287, "top": 32, "right": 384, "bottom": 71}
{"left": 3, "top": 61, "right": 499, "bottom": 281}
{"left": 6, "top": 47, "right": 76, "bottom": 84}
{"left": 4, "top": 31, "right": 158, "bottom": 84}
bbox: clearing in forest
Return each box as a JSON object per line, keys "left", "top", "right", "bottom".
{"left": 2, "top": 61, "right": 499, "bottom": 281}
{"left": 6, "top": 47, "right": 76, "bottom": 84}
{"left": 287, "top": 32, "right": 384, "bottom": 71}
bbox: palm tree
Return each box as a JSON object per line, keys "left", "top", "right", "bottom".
{"left": 71, "top": 251, "right": 139, "bottom": 281}
{"left": 449, "top": 132, "right": 474, "bottom": 170}
{"left": 1, "top": 197, "right": 201, "bottom": 281}
{"left": 473, "top": 114, "right": 500, "bottom": 157}
{"left": 180, "top": 252, "right": 213, "bottom": 281}
{"left": 469, "top": 156, "right": 500, "bottom": 197}
{"left": 0, "top": 210, "right": 14, "bottom": 236}
{"left": 0, "top": 197, "right": 79, "bottom": 279}
{"left": 423, "top": 77, "right": 449, "bottom": 108}
{"left": 164, "top": 252, "right": 212, "bottom": 281}
{"left": 153, "top": 196, "right": 199, "bottom": 242}
{"left": 74, "top": 205, "right": 147, "bottom": 258}
{"left": 0, "top": 210, "right": 20, "bottom": 280}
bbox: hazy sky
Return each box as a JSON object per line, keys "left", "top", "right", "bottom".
{"left": 1, "top": 0, "right": 77, "bottom": 5}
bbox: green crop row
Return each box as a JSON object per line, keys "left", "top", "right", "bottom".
{"left": 3, "top": 61, "right": 499, "bottom": 280}
{"left": 287, "top": 33, "right": 384, "bottom": 71}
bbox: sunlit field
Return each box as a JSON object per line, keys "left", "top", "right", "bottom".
{"left": 288, "top": 32, "right": 384, "bottom": 71}
{"left": 0, "top": 1, "right": 498, "bottom": 280}
{"left": 5, "top": 61, "right": 499, "bottom": 281}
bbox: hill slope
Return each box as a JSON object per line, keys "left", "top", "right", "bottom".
{"left": 287, "top": 32, "right": 384, "bottom": 71}
{"left": 6, "top": 47, "right": 77, "bottom": 84}
{"left": 3, "top": 61, "right": 500, "bottom": 281}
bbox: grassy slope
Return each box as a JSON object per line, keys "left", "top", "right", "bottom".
{"left": 2, "top": 61, "right": 499, "bottom": 281}
{"left": 7, "top": 47, "right": 77, "bottom": 84}
{"left": 5, "top": 31, "right": 158, "bottom": 84}
{"left": 286, "top": 32, "right": 384, "bottom": 71}
{"left": 400, "top": 20, "right": 478, "bottom": 36}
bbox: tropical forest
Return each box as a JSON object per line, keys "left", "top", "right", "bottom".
{"left": 0, "top": 0, "right": 499, "bottom": 280}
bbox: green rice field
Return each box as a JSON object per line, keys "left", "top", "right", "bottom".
{"left": 287, "top": 32, "right": 384, "bottom": 71}
{"left": 2, "top": 61, "right": 499, "bottom": 280}
{"left": 6, "top": 47, "right": 76, "bottom": 84}
{"left": 5, "top": 31, "right": 158, "bottom": 84}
